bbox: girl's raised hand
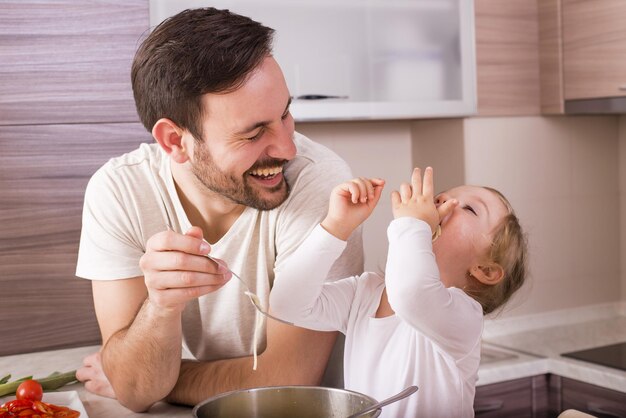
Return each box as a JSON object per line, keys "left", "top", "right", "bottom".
{"left": 322, "top": 177, "right": 385, "bottom": 241}
{"left": 391, "top": 167, "right": 457, "bottom": 234}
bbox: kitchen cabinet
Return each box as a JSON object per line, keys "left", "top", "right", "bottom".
{"left": 538, "top": 0, "right": 626, "bottom": 114}
{"left": 474, "top": 375, "right": 555, "bottom": 418}
{"left": 0, "top": 0, "right": 147, "bottom": 126}
{"left": 474, "top": 0, "right": 541, "bottom": 116}
{"left": 561, "top": 377, "right": 626, "bottom": 418}
{"left": 0, "top": 0, "right": 152, "bottom": 356}
{"left": 562, "top": 0, "right": 626, "bottom": 101}
{"left": 475, "top": 374, "right": 626, "bottom": 418}
{"left": 150, "top": 0, "right": 477, "bottom": 121}
{"left": 474, "top": 376, "right": 533, "bottom": 417}
{"left": 0, "top": 123, "right": 152, "bottom": 356}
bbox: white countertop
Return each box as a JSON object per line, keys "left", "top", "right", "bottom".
{"left": 0, "top": 345, "right": 191, "bottom": 418}
{"left": 476, "top": 302, "right": 626, "bottom": 393}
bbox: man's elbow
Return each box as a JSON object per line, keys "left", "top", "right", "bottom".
{"left": 115, "top": 388, "right": 159, "bottom": 413}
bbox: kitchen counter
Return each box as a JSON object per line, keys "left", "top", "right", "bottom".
{"left": 0, "top": 345, "right": 191, "bottom": 418}
{"left": 477, "top": 302, "right": 626, "bottom": 393}
{"left": 2, "top": 303, "right": 625, "bottom": 417}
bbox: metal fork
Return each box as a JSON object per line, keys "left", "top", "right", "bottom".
{"left": 164, "top": 224, "right": 293, "bottom": 326}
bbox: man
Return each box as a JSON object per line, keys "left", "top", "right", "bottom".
{"left": 75, "top": 7, "right": 362, "bottom": 412}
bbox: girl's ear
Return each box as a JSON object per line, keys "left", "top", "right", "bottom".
{"left": 152, "top": 118, "right": 189, "bottom": 163}
{"left": 470, "top": 262, "right": 504, "bottom": 286}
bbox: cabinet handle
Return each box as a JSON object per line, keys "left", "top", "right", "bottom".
{"left": 587, "top": 401, "right": 624, "bottom": 418}
{"left": 474, "top": 400, "right": 504, "bottom": 413}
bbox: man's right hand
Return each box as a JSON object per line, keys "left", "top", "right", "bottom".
{"left": 90, "top": 226, "right": 232, "bottom": 411}
{"left": 139, "top": 226, "right": 232, "bottom": 314}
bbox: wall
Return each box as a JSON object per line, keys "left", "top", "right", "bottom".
{"left": 301, "top": 115, "right": 622, "bottom": 318}
{"left": 457, "top": 116, "right": 620, "bottom": 316}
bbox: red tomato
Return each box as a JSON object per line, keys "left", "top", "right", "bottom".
{"left": 15, "top": 379, "right": 43, "bottom": 402}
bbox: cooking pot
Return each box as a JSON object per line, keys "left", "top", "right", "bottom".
{"left": 193, "top": 385, "right": 381, "bottom": 418}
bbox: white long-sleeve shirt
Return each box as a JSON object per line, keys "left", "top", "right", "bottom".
{"left": 271, "top": 217, "right": 483, "bottom": 418}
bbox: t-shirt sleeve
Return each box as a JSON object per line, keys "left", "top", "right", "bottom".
{"left": 271, "top": 225, "right": 358, "bottom": 333}
{"left": 76, "top": 166, "right": 145, "bottom": 280}
{"left": 385, "top": 217, "right": 483, "bottom": 358}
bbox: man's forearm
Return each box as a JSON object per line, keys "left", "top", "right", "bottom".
{"left": 102, "top": 299, "right": 183, "bottom": 412}
{"left": 166, "top": 325, "right": 337, "bottom": 406}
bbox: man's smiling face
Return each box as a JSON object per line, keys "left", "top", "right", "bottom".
{"left": 189, "top": 56, "right": 296, "bottom": 210}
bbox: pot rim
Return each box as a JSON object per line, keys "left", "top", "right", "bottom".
{"left": 192, "top": 385, "right": 381, "bottom": 417}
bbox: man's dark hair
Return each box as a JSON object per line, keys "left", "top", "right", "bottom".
{"left": 131, "top": 7, "right": 275, "bottom": 140}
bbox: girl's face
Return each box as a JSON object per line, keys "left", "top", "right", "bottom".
{"left": 433, "top": 185, "right": 509, "bottom": 289}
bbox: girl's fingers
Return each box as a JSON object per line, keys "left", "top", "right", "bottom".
{"left": 399, "top": 182, "right": 412, "bottom": 202}
{"left": 351, "top": 177, "right": 369, "bottom": 203}
{"left": 411, "top": 167, "right": 423, "bottom": 196}
{"left": 369, "top": 181, "right": 385, "bottom": 206}
{"left": 341, "top": 177, "right": 386, "bottom": 204}
{"left": 360, "top": 178, "right": 385, "bottom": 202}
{"left": 391, "top": 190, "right": 402, "bottom": 207}
{"left": 361, "top": 177, "right": 375, "bottom": 201}
{"left": 437, "top": 198, "right": 458, "bottom": 219}
{"left": 348, "top": 180, "right": 361, "bottom": 203}
{"left": 422, "top": 166, "right": 434, "bottom": 198}
{"left": 370, "top": 178, "right": 386, "bottom": 187}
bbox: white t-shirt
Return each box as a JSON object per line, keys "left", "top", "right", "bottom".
{"left": 76, "top": 132, "right": 364, "bottom": 368}
{"left": 271, "top": 217, "right": 483, "bottom": 418}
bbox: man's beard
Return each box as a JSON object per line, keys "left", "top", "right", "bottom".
{"left": 191, "top": 141, "right": 290, "bottom": 210}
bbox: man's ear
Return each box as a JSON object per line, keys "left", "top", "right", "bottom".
{"left": 152, "top": 118, "right": 188, "bottom": 163}
{"left": 470, "top": 262, "right": 504, "bottom": 286}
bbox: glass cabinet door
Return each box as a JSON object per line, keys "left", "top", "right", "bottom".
{"left": 150, "top": 0, "right": 476, "bottom": 121}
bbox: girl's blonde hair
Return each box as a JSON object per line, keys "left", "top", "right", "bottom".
{"left": 467, "top": 187, "right": 528, "bottom": 315}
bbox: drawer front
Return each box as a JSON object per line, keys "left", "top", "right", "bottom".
{"left": 562, "top": 377, "right": 626, "bottom": 418}
{"left": 475, "top": 377, "right": 533, "bottom": 417}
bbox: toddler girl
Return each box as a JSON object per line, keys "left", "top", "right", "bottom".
{"left": 270, "top": 167, "right": 528, "bottom": 418}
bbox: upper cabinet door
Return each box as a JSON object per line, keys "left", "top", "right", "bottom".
{"left": 150, "top": 0, "right": 478, "bottom": 121}
{"left": 562, "top": 0, "right": 626, "bottom": 100}
{"left": 0, "top": 1, "right": 148, "bottom": 126}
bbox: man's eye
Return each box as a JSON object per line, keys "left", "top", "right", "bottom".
{"left": 281, "top": 109, "right": 291, "bottom": 120}
{"left": 463, "top": 205, "right": 477, "bottom": 215}
{"left": 245, "top": 129, "right": 264, "bottom": 141}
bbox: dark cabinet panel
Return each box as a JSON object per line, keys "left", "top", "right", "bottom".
{"left": 0, "top": 122, "right": 152, "bottom": 356}
{"left": 474, "top": 374, "right": 560, "bottom": 418}
{"left": 474, "top": 376, "right": 533, "bottom": 417}
{"left": 561, "top": 377, "right": 626, "bottom": 418}
{"left": 0, "top": 1, "right": 148, "bottom": 125}
{"left": 476, "top": 374, "right": 626, "bottom": 418}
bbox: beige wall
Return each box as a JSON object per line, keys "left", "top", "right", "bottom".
{"left": 299, "top": 115, "right": 622, "bottom": 318}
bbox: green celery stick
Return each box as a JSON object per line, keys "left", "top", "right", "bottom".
{"left": 0, "top": 370, "right": 77, "bottom": 398}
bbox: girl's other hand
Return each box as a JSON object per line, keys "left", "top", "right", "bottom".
{"left": 322, "top": 177, "right": 385, "bottom": 241}
{"left": 391, "top": 167, "right": 457, "bottom": 234}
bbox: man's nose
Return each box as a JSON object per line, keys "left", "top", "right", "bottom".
{"left": 267, "top": 123, "right": 296, "bottom": 160}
